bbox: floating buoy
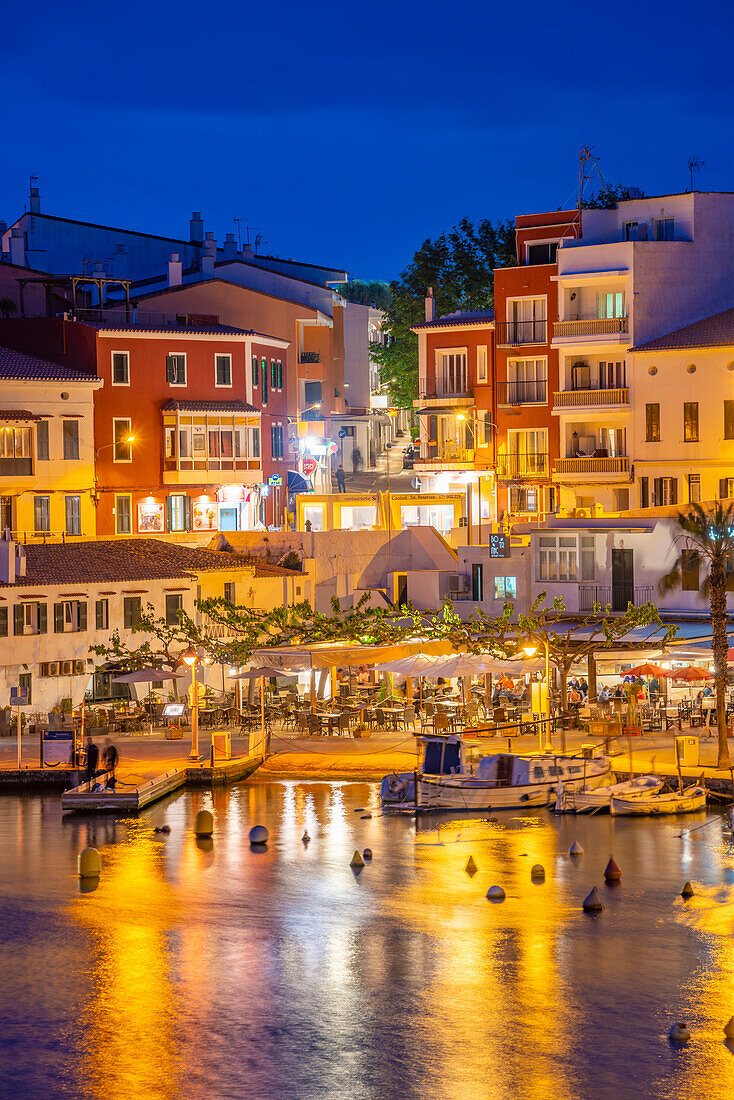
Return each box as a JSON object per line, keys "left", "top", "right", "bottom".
{"left": 486, "top": 885, "right": 505, "bottom": 901}
{"left": 465, "top": 855, "right": 478, "bottom": 877}
{"left": 78, "top": 847, "right": 101, "bottom": 878}
{"left": 194, "top": 809, "right": 213, "bottom": 838}
{"left": 154, "top": 824, "right": 171, "bottom": 834}
{"left": 531, "top": 864, "right": 545, "bottom": 881}
{"left": 302, "top": 830, "right": 310, "bottom": 844}
{"left": 249, "top": 825, "right": 269, "bottom": 846}
{"left": 582, "top": 886, "right": 604, "bottom": 912}
{"left": 569, "top": 841, "right": 584, "bottom": 856}
{"left": 363, "top": 848, "right": 373, "bottom": 860}
{"left": 354, "top": 808, "right": 365, "bottom": 813}
{"left": 350, "top": 850, "right": 365, "bottom": 869}
{"left": 360, "top": 813, "right": 372, "bottom": 820}
{"left": 604, "top": 856, "right": 622, "bottom": 883}
{"left": 669, "top": 1023, "right": 691, "bottom": 1043}
{"left": 681, "top": 881, "right": 695, "bottom": 898}
{"left": 724, "top": 1017, "right": 734, "bottom": 1040}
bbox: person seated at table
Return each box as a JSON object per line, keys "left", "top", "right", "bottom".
{"left": 703, "top": 683, "right": 713, "bottom": 698}
{"left": 648, "top": 676, "right": 660, "bottom": 701}
{"left": 597, "top": 686, "right": 611, "bottom": 704}
{"left": 578, "top": 678, "right": 589, "bottom": 699}
{"left": 356, "top": 666, "right": 370, "bottom": 686}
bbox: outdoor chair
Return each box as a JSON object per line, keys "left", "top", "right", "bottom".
{"left": 434, "top": 712, "right": 450, "bottom": 734}
{"left": 374, "top": 707, "right": 387, "bottom": 730}
{"left": 338, "top": 713, "right": 351, "bottom": 737}
{"left": 307, "top": 713, "right": 323, "bottom": 737}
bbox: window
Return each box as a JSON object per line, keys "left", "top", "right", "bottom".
{"left": 215, "top": 354, "right": 232, "bottom": 386}
{"left": 113, "top": 419, "right": 133, "bottom": 462}
{"left": 166, "top": 495, "right": 191, "bottom": 532}
{"left": 652, "top": 477, "right": 678, "bottom": 506}
{"left": 95, "top": 598, "right": 109, "bottom": 630}
{"left": 36, "top": 420, "right": 49, "bottom": 461}
{"left": 224, "top": 582, "right": 236, "bottom": 603}
{"left": 494, "top": 576, "right": 517, "bottom": 599}
{"left": 18, "top": 672, "right": 31, "bottom": 706}
{"left": 112, "top": 351, "right": 130, "bottom": 385}
{"left": 580, "top": 536, "right": 595, "bottom": 581}
{"left": 62, "top": 420, "right": 79, "bottom": 460}
{"left": 682, "top": 550, "right": 700, "bottom": 591}
{"left": 165, "top": 354, "right": 186, "bottom": 385}
{"left": 526, "top": 242, "right": 558, "bottom": 265}
{"left": 599, "top": 360, "right": 626, "bottom": 389}
{"left": 0, "top": 427, "right": 31, "bottom": 463}
{"left": 507, "top": 297, "right": 546, "bottom": 342}
{"left": 276, "top": 360, "right": 284, "bottom": 388}
{"left": 509, "top": 486, "right": 537, "bottom": 513}
{"left": 623, "top": 221, "right": 638, "bottom": 241}
{"left": 252, "top": 355, "right": 259, "bottom": 386}
{"left": 684, "top": 402, "right": 699, "bottom": 442}
{"left": 271, "top": 424, "right": 284, "bottom": 459}
{"left": 304, "top": 380, "right": 322, "bottom": 411}
{"left": 435, "top": 350, "right": 467, "bottom": 395}
{"left": 65, "top": 495, "right": 81, "bottom": 536}
{"left": 271, "top": 359, "right": 277, "bottom": 387}
{"left": 645, "top": 403, "right": 660, "bottom": 442}
{"left": 506, "top": 359, "right": 547, "bottom": 403}
{"left": 165, "top": 593, "right": 183, "bottom": 626}
{"left": 262, "top": 358, "right": 268, "bottom": 404}
{"left": 724, "top": 400, "right": 734, "bottom": 440}
{"left": 250, "top": 427, "right": 260, "bottom": 459}
{"left": 0, "top": 607, "right": 7, "bottom": 636}
{"left": 538, "top": 536, "right": 577, "bottom": 581}
{"left": 653, "top": 217, "right": 674, "bottom": 241}
{"left": 719, "top": 478, "right": 734, "bottom": 499}
{"left": 688, "top": 474, "right": 701, "bottom": 503}
{"left": 34, "top": 495, "right": 50, "bottom": 533}
{"left": 123, "top": 596, "right": 142, "bottom": 629}
{"left": 477, "top": 346, "right": 487, "bottom": 383}
{"left": 482, "top": 412, "right": 493, "bottom": 445}
{"left": 506, "top": 429, "right": 547, "bottom": 476}
{"left": 115, "top": 494, "right": 132, "bottom": 534}
{"left": 13, "top": 601, "right": 47, "bottom": 636}
{"left": 53, "top": 600, "right": 87, "bottom": 634}
{"left": 597, "top": 291, "right": 625, "bottom": 319}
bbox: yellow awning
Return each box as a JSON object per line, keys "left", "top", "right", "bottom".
{"left": 250, "top": 637, "right": 456, "bottom": 670}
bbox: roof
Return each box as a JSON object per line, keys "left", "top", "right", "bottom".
{"left": 630, "top": 306, "right": 734, "bottom": 352}
{"left": 412, "top": 309, "right": 494, "bottom": 331}
{"left": 95, "top": 321, "right": 253, "bottom": 337}
{"left": 160, "top": 399, "right": 259, "bottom": 414}
{"left": 0, "top": 409, "right": 48, "bottom": 422}
{"left": 0, "top": 345, "right": 98, "bottom": 382}
{"left": 132, "top": 276, "right": 322, "bottom": 318}
{"left": 0, "top": 538, "right": 258, "bottom": 588}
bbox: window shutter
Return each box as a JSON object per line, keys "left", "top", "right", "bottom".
{"left": 54, "top": 603, "right": 64, "bottom": 633}
{"left": 252, "top": 355, "right": 259, "bottom": 385}
{"left": 14, "top": 605, "right": 24, "bottom": 635}
{"left": 640, "top": 477, "right": 649, "bottom": 508}
{"left": 652, "top": 478, "right": 662, "bottom": 507}
{"left": 671, "top": 478, "right": 678, "bottom": 505}
{"left": 37, "top": 603, "right": 47, "bottom": 634}
{"left": 166, "top": 355, "right": 175, "bottom": 383}
{"left": 165, "top": 496, "right": 173, "bottom": 531}
{"left": 262, "top": 359, "right": 268, "bottom": 404}
{"left": 77, "top": 601, "right": 87, "bottom": 632}
{"left": 428, "top": 415, "right": 437, "bottom": 458}
{"left": 720, "top": 478, "right": 729, "bottom": 499}
{"left": 277, "top": 361, "right": 283, "bottom": 388}
{"left": 96, "top": 600, "right": 104, "bottom": 630}
{"left": 183, "top": 496, "right": 192, "bottom": 531}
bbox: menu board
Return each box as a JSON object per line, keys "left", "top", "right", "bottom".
{"left": 488, "top": 533, "right": 510, "bottom": 558}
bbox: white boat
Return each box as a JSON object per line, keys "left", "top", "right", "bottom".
{"left": 556, "top": 774, "right": 664, "bottom": 814}
{"left": 610, "top": 784, "right": 706, "bottom": 816}
{"left": 380, "top": 735, "right": 611, "bottom": 812}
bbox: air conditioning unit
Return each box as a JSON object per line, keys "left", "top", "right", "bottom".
{"left": 48, "top": 662, "right": 59, "bottom": 677}
{"left": 62, "top": 661, "right": 73, "bottom": 676}
{"left": 574, "top": 508, "right": 592, "bottom": 519}
{"left": 74, "top": 660, "right": 85, "bottom": 675}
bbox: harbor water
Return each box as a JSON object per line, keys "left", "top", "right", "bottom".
{"left": 3, "top": 779, "right": 734, "bottom": 1099}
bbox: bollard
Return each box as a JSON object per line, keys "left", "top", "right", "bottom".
{"left": 465, "top": 855, "right": 478, "bottom": 877}
{"left": 194, "top": 809, "right": 214, "bottom": 838}
{"left": 350, "top": 850, "right": 365, "bottom": 869}
{"left": 363, "top": 848, "right": 373, "bottom": 860}
{"left": 604, "top": 856, "right": 622, "bottom": 883}
{"left": 569, "top": 841, "right": 584, "bottom": 856}
{"left": 582, "top": 886, "right": 604, "bottom": 912}
{"left": 78, "top": 847, "right": 101, "bottom": 878}
{"left": 486, "top": 885, "right": 505, "bottom": 901}
{"left": 531, "top": 864, "right": 545, "bottom": 881}
{"left": 681, "top": 881, "right": 695, "bottom": 898}
{"left": 302, "top": 830, "right": 310, "bottom": 844}
{"left": 669, "top": 1023, "right": 691, "bottom": 1044}
{"left": 249, "top": 825, "right": 269, "bottom": 846}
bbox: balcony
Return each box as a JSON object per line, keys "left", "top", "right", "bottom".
{"left": 553, "top": 387, "right": 629, "bottom": 412}
{"left": 495, "top": 320, "right": 547, "bottom": 346}
{"left": 414, "top": 392, "right": 474, "bottom": 412}
{"left": 554, "top": 456, "right": 629, "bottom": 478}
{"left": 496, "top": 453, "right": 549, "bottom": 479}
{"left": 579, "top": 584, "right": 653, "bottom": 613}
{"left": 0, "top": 458, "right": 33, "bottom": 476}
{"left": 415, "top": 446, "right": 475, "bottom": 471}
{"left": 553, "top": 317, "right": 629, "bottom": 341}
{"left": 496, "top": 379, "right": 548, "bottom": 407}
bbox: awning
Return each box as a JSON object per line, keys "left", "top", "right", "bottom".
{"left": 416, "top": 406, "right": 471, "bottom": 416}
{"left": 287, "top": 470, "right": 313, "bottom": 493}
{"left": 249, "top": 638, "right": 456, "bottom": 671}
{"left": 0, "top": 409, "right": 49, "bottom": 422}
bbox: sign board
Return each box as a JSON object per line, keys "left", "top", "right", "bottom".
{"left": 338, "top": 427, "right": 347, "bottom": 439}
{"left": 411, "top": 477, "right": 421, "bottom": 490}
{"left": 488, "top": 533, "right": 510, "bottom": 559}
{"left": 327, "top": 441, "right": 338, "bottom": 455}
{"left": 163, "top": 702, "right": 186, "bottom": 718}
{"left": 302, "top": 457, "right": 317, "bottom": 475}
{"left": 267, "top": 474, "right": 283, "bottom": 488}
{"left": 10, "top": 686, "right": 28, "bottom": 706}
{"left": 43, "top": 730, "right": 73, "bottom": 765}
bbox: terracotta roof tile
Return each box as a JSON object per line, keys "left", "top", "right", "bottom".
{"left": 0, "top": 346, "right": 98, "bottom": 382}
{"left": 412, "top": 309, "right": 494, "bottom": 331}
{"left": 630, "top": 306, "right": 734, "bottom": 352}
{"left": 160, "top": 399, "right": 259, "bottom": 414}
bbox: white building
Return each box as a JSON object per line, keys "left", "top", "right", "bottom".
{"left": 552, "top": 191, "right": 734, "bottom": 514}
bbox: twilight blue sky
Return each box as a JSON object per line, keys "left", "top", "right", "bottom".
{"left": 4, "top": 0, "right": 734, "bottom": 280}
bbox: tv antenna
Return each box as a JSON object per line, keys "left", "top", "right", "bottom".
{"left": 577, "top": 145, "right": 608, "bottom": 207}
{"left": 687, "top": 156, "right": 705, "bottom": 191}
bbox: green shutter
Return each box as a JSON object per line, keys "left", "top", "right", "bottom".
{"left": 96, "top": 599, "right": 103, "bottom": 630}
{"left": 77, "top": 601, "right": 87, "bottom": 631}
{"left": 37, "top": 603, "right": 47, "bottom": 634}
{"left": 262, "top": 359, "right": 268, "bottom": 404}
{"left": 252, "top": 355, "right": 259, "bottom": 385}
{"left": 54, "top": 603, "right": 65, "bottom": 633}
{"left": 0, "top": 607, "right": 7, "bottom": 636}
{"left": 183, "top": 496, "right": 192, "bottom": 531}
{"left": 14, "top": 605, "right": 24, "bottom": 635}
{"left": 721, "top": 478, "right": 729, "bottom": 499}
{"left": 165, "top": 496, "right": 173, "bottom": 531}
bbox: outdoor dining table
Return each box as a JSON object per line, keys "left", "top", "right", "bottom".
{"left": 319, "top": 710, "right": 343, "bottom": 735}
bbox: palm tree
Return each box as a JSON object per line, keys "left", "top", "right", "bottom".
{"left": 659, "top": 501, "right": 734, "bottom": 768}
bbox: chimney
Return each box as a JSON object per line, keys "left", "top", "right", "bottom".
{"left": 201, "top": 232, "right": 217, "bottom": 278}
{"left": 29, "top": 185, "right": 41, "bottom": 214}
{"left": 0, "top": 530, "right": 20, "bottom": 583}
{"left": 10, "top": 227, "right": 25, "bottom": 266}
{"left": 222, "top": 232, "right": 237, "bottom": 261}
{"left": 425, "top": 287, "right": 435, "bottom": 323}
{"left": 15, "top": 543, "right": 26, "bottom": 578}
{"left": 190, "top": 211, "right": 204, "bottom": 245}
{"left": 168, "top": 251, "right": 183, "bottom": 287}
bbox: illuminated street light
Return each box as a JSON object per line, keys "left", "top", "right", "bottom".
{"left": 182, "top": 646, "right": 200, "bottom": 761}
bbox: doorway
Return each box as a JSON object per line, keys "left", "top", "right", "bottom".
{"left": 612, "top": 549, "right": 633, "bottom": 611}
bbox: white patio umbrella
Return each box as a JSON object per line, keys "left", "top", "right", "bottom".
{"left": 228, "top": 667, "right": 298, "bottom": 756}
{"left": 111, "top": 667, "right": 185, "bottom": 732}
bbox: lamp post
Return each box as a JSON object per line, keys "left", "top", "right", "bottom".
{"left": 182, "top": 645, "right": 200, "bottom": 761}
{"left": 95, "top": 434, "right": 134, "bottom": 459}
{"left": 523, "top": 640, "right": 553, "bottom": 753}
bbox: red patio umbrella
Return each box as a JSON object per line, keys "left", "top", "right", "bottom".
{"left": 727, "top": 649, "right": 734, "bottom": 664}
{"left": 669, "top": 666, "right": 713, "bottom": 682}
{"left": 621, "top": 663, "right": 669, "bottom": 679}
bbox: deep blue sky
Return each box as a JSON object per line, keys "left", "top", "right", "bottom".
{"left": 4, "top": 0, "right": 734, "bottom": 281}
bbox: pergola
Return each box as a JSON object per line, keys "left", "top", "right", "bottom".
{"left": 16, "top": 274, "right": 132, "bottom": 318}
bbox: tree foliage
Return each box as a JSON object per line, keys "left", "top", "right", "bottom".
{"left": 581, "top": 184, "right": 642, "bottom": 209}
{"left": 334, "top": 279, "right": 392, "bottom": 310}
{"left": 371, "top": 217, "right": 517, "bottom": 410}
{"left": 659, "top": 501, "right": 734, "bottom": 767}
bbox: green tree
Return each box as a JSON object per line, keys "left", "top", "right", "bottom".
{"left": 335, "top": 279, "right": 392, "bottom": 310}
{"left": 581, "top": 184, "right": 642, "bottom": 209}
{"left": 659, "top": 502, "right": 734, "bottom": 768}
{"left": 371, "top": 217, "right": 517, "bottom": 410}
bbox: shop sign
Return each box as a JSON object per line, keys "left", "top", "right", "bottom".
{"left": 138, "top": 500, "right": 164, "bottom": 532}
{"left": 193, "top": 499, "right": 218, "bottom": 531}
{"left": 268, "top": 474, "right": 283, "bottom": 488}
{"left": 327, "top": 441, "right": 338, "bottom": 455}
{"left": 302, "top": 457, "right": 317, "bottom": 475}
{"left": 488, "top": 533, "right": 510, "bottom": 558}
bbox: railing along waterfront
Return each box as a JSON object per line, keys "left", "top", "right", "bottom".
{"left": 553, "top": 317, "right": 628, "bottom": 338}
{"left": 553, "top": 387, "right": 629, "bottom": 409}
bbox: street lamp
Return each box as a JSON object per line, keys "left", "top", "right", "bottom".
{"left": 182, "top": 645, "right": 200, "bottom": 761}
{"left": 522, "top": 641, "right": 553, "bottom": 753}
{"left": 96, "top": 434, "right": 134, "bottom": 458}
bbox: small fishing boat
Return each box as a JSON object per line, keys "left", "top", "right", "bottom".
{"left": 610, "top": 784, "right": 706, "bottom": 816}
{"left": 556, "top": 774, "right": 663, "bottom": 814}
{"left": 380, "top": 735, "right": 611, "bottom": 812}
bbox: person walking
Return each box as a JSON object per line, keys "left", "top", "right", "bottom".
{"left": 336, "top": 465, "right": 347, "bottom": 493}
{"left": 102, "top": 739, "right": 119, "bottom": 789}
{"left": 85, "top": 737, "right": 99, "bottom": 791}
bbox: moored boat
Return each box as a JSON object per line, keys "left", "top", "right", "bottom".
{"left": 610, "top": 784, "right": 706, "bottom": 816}
{"left": 556, "top": 774, "right": 663, "bottom": 814}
